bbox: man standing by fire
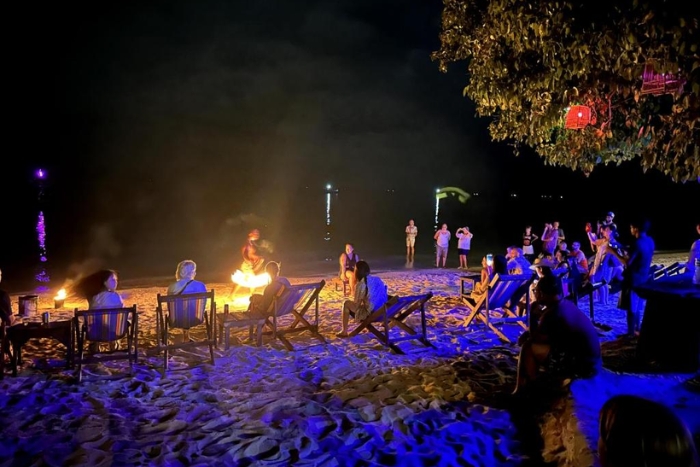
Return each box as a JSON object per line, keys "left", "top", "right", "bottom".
{"left": 242, "top": 229, "right": 265, "bottom": 274}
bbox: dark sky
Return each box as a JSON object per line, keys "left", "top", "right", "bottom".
{"left": 4, "top": 0, "right": 699, "bottom": 284}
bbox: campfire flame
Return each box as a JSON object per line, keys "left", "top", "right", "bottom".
{"left": 231, "top": 270, "right": 271, "bottom": 289}
{"left": 54, "top": 288, "right": 67, "bottom": 300}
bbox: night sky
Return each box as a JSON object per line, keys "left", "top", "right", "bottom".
{"left": 4, "top": 0, "right": 699, "bottom": 286}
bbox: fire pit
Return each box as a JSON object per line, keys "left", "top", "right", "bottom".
{"left": 54, "top": 288, "right": 66, "bottom": 309}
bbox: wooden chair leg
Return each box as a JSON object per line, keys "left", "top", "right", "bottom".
{"left": 163, "top": 322, "right": 169, "bottom": 370}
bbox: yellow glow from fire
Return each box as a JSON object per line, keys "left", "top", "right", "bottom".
{"left": 231, "top": 270, "right": 271, "bottom": 289}
{"left": 55, "top": 288, "right": 67, "bottom": 300}
{"left": 231, "top": 295, "right": 252, "bottom": 308}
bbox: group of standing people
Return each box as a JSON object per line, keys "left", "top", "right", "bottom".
{"left": 403, "top": 220, "right": 475, "bottom": 269}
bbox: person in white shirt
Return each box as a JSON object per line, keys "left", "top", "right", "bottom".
{"left": 337, "top": 261, "right": 388, "bottom": 337}
{"left": 167, "top": 260, "right": 207, "bottom": 295}
{"left": 405, "top": 220, "right": 418, "bottom": 260}
{"left": 455, "top": 226, "right": 473, "bottom": 269}
{"left": 75, "top": 269, "right": 124, "bottom": 310}
{"left": 433, "top": 224, "right": 451, "bottom": 268}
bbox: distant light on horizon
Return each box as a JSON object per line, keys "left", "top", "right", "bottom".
{"left": 36, "top": 168, "right": 46, "bottom": 179}
{"left": 326, "top": 183, "right": 332, "bottom": 190}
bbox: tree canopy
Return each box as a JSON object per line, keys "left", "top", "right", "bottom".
{"left": 432, "top": 0, "right": 700, "bottom": 181}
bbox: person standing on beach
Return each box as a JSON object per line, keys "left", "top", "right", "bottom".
{"left": 522, "top": 226, "right": 538, "bottom": 261}
{"left": 541, "top": 223, "right": 559, "bottom": 256}
{"left": 242, "top": 229, "right": 265, "bottom": 274}
{"left": 455, "top": 226, "right": 473, "bottom": 269}
{"left": 405, "top": 219, "right": 418, "bottom": 260}
{"left": 434, "top": 224, "right": 451, "bottom": 267}
{"left": 608, "top": 219, "right": 655, "bottom": 338}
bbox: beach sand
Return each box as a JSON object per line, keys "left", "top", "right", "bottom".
{"left": 1, "top": 252, "right": 697, "bottom": 466}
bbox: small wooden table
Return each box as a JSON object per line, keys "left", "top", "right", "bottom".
{"left": 6, "top": 320, "right": 74, "bottom": 376}
{"left": 218, "top": 304, "right": 265, "bottom": 349}
{"left": 635, "top": 275, "right": 700, "bottom": 371}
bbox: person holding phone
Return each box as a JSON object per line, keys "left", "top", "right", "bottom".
{"left": 456, "top": 226, "right": 473, "bottom": 269}
{"left": 434, "top": 224, "right": 451, "bottom": 268}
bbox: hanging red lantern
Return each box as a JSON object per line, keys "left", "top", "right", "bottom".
{"left": 564, "top": 105, "right": 594, "bottom": 129}
{"left": 640, "top": 62, "right": 685, "bottom": 96}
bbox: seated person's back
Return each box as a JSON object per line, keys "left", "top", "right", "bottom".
{"left": 75, "top": 269, "right": 125, "bottom": 309}
{"left": 357, "top": 273, "right": 388, "bottom": 313}
{"left": 167, "top": 260, "right": 207, "bottom": 295}
{"left": 249, "top": 262, "right": 291, "bottom": 315}
{"left": 539, "top": 292, "right": 601, "bottom": 375}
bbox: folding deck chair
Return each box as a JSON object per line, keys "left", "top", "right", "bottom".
{"left": 348, "top": 293, "right": 433, "bottom": 354}
{"left": 156, "top": 291, "right": 216, "bottom": 370}
{"left": 461, "top": 274, "right": 534, "bottom": 343}
{"left": 261, "top": 280, "right": 326, "bottom": 350}
{"left": 73, "top": 305, "right": 138, "bottom": 382}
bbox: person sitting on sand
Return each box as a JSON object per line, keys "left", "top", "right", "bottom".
{"left": 248, "top": 261, "right": 291, "bottom": 316}
{"left": 242, "top": 229, "right": 265, "bottom": 274}
{"left": 337, "top": 261, "right": 387, "bottom": 337}
{"left": 339, "top": 243, "right": 360, "bottom": 295}
{"left": 599, "top": 395, "right": 699, "bottom": 467}
{"left": 167, "top": 260, "right": 207, "bottom": 295}
{"left": 75, "top": 269, "right": 124, "bottom": 310}
{"left": 0, "top": 268, "right": 18, "bottom": 326}
{"left": 513, "top": 275, "right": 601, "bottom": 394}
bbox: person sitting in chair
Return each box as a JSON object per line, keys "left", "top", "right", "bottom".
{"left": 242, "top": 229, "right": 265, "bottom": 274}
{"left": 337, "top": 261, "right": 387, "bottom": 337}
{"left": 248, "top": 261, "right": 291, "bottom": 317}
{"left": 74, "top": 269, "right": 125, "bottom": 352}
{"left": 75, "top": 269, "right": 124, "bottom": 310}
{"left": 339, "top": 243, "right": 360, "bottom": 295}
{"left": 167, "top": 260, "right": 207, "bottom": 295}
{"left": 513, "top": 274, "right": 601, "bottom": 395}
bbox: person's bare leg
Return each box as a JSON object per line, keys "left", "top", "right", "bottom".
{"left": 442, "top": 253, "right": 447, "bottom": 267}
{"left": 338, "top": 301, "right": 356, "bottom": 336}
{"left": 436, "top": 251, "right": 440, "bottom": 267}
{"left": 347, "top": 271, "right": 357, "bottom": 296}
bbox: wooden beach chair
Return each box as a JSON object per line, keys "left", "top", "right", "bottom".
{"left": 261, "top": 280, "right": 326, "bottom": 351}
{"left": 73, "top": 305, "right": 138, "bottom": 382}
{"left": 653, "top": 262, "right": 682, "bottom": 280}
{"left": 461, "top": 274, "right": 534, "bottom": 343}
{"left": 348, "top": 293, "right": 433, "bottom": 354}
{"left": 156, "top": 291, "right": 216, "bottom": 370}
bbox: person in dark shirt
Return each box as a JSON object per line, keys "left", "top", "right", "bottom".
{"left": 513, "top": 274, "right": 601, "bottom": 394}
{"left": 609, "top": 219, "right": 655, "bottom": 337}
{"left": 248, "top": 262, "right": 291, "bottom": 316}
{"left": 0, "top": 268, "right": 17, "bottom": 326}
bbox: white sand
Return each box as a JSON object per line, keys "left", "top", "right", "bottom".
{"left": 1, "top": 252, "right": 697, "bottom": 466}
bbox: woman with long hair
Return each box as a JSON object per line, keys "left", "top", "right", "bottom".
{"left": 74, "top": 269, "right": 124, "bottom": 309}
